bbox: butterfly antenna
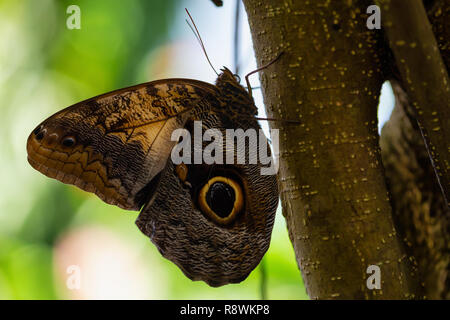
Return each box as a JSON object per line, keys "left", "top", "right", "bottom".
{"left": 245, "top": 52, "right": 284, "bottom": 98}
{"left": 233, "top": 0, "right": 241, "bottom": 75}
{"left": 185, "top": 8, "right": 219, "bottom": 76}
{"left": 186, "top": 20, "right": 201, "bottom": 44}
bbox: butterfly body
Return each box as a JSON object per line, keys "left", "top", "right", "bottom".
{"left": 27, "top": 68, "right": 278, "bottom": 286}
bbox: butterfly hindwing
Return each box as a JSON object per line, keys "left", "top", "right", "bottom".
{"left": 136, "top": 117, "right": 278, "bottom": 287}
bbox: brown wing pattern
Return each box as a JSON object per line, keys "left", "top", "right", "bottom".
{"left": 27, "top": 79, "right": 217, "bottom": 210}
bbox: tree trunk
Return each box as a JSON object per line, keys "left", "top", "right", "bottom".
{"left": 375, "top": 0, "right": 450, "bottom": 206}
{"left": 379, "top": 0, "right": 450, "bottom": 299}
{"left": 380, "top": 80, "right": 449, "bottom": 300}
{"left": 243, "top": 0, "right": 421, "bottom": 299}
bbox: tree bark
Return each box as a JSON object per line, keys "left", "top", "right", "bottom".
{"left": 380, "top": 80, "right": 449, "bottom": 300}
{"left": 379, "top": 0, "right": 450, "bottom": 299}
{"left": 375, "top": 0, "right": 450, "bottom": 205}
{"left": 243, "top": 0, "right": 421, "bottom": 299}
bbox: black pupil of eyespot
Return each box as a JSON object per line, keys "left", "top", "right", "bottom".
{"left": 34, "top": 126, "right": 44, "bottom": 140}
{"left": 62, "top": 138, "right": 75, "bottom": 147}
{"left": 33, "top": 126, "right": 42, "bottom": 135}
{"left": 35, "top": 132, "right": 44, "bottom": 140}
{"left": 206, "top": 181, "right": 236, "bottom": 218}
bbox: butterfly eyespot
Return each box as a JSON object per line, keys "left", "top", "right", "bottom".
{"left": 33, "top": 125, "right": 43, "bottom": 135}
{"left": 35, "top": 128, "right": 47, "bottom": 141}
{"left": 62, "top": 136, "right": 76, "bottom": 147}
{"left": 198, "top": 176, "right": 244, "bottom": 225}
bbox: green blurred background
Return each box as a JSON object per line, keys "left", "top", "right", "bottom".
{"left": 0, "top": 0, "right": 308, "bottom": 299}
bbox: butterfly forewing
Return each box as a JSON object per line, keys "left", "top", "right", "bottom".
{"left": 27, "top": 80, "right": 217, "bottom": 210}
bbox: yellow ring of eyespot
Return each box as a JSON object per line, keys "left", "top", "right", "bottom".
{"left": 198, "top": 176, "right": 244, "bottom": 225}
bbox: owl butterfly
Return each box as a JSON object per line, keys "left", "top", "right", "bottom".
{"left": 26, "top": 13, "right": 280, "bottom": 287}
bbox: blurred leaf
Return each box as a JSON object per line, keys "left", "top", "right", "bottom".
{"left": 0, "top": 237, "right": 56, "bottom": 299}
{"left": 18, "top": 183, "right": 84, "bottom": 245}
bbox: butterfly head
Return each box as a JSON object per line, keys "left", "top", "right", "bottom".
{"left": 215, "top": 67, "right": 257, "bottom": 116}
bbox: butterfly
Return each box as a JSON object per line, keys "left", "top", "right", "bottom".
{"left": 26, "top": 11, "right": 280, "bottom": 287}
